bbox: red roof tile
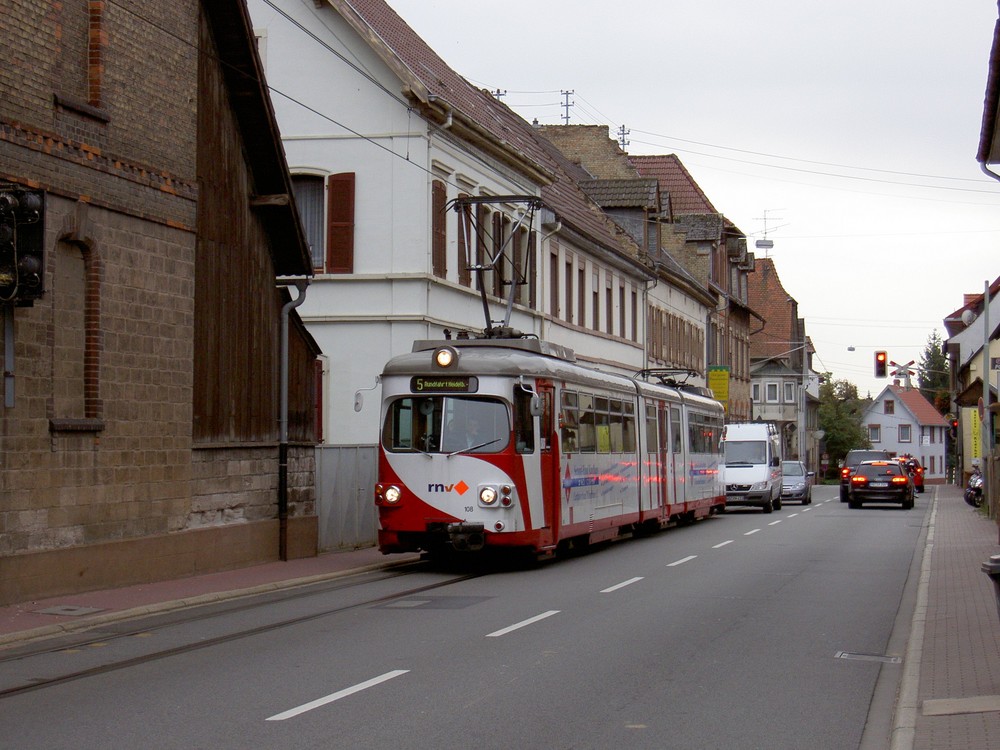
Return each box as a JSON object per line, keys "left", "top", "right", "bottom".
{"left": 629, "top": 154, "right": 718, "bottom": 215}
{"left": 889, "top": 384, "right": 949, "bottom": 426}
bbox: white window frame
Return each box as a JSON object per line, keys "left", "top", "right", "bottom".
{"left": 868, "top": 424, "right": 881, "bottom": 443}
{"left": 765, "top": 383, "right": 779, "bottom": 403}
{"left": 899, "top": 424, "right": 912, "bottom": 443}
{"left": 783, "top": 382, "right": 795, "bottom": 403}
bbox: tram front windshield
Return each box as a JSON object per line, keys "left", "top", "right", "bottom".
{"left": 383, "top": 396, "right": 510, "bottom": 454}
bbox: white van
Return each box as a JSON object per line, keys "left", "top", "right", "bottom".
{"left": 721, "top": 422, "right": 783, "bottom": 513}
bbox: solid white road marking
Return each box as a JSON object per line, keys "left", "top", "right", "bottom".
{"left": 266, "top": 670, "right": 409, "bottom": 721}
{"left": 744, "top": 529, "right": 760, "bottom": 536}
{"left": 601, "top": 577, "right": 644, "bottom": 593}
{"left": 668, "top": 555, "right": 697, "bottom": 567}
{"left": 712, "top": 540, "right": 734, "bottom": 549}
{"left": 486, "top": 610, "right": 560, "bottom": 637}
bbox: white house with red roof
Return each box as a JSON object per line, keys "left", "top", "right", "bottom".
{"left": 862, "top": 384, "right": 950, "bottom": 484}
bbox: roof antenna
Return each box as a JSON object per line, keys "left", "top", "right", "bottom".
{"left": 753, "top": 208, "right": 786, "bottom": 256}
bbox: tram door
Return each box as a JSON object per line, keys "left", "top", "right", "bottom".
{"left": 535, "top": 382, "right": 559, "bottom": 547}
{"left": 647, "top": 400, "right": 668, "bottom": 515}
{"left": 654, "top": 403, "right": 668, "bottom": 511}
{"left": 668, "top": 405, "right": 682, "bottom": 507}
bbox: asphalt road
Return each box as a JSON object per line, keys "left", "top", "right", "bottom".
{"left": 0, "top": 485, "right": 929, "bottom": 749}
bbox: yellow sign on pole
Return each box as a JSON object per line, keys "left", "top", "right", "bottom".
{"left": 708, "top": 366, "right": 730, "bottom": 411}
{"left": 970, "top": 407, "right": 982, "bottom": 459}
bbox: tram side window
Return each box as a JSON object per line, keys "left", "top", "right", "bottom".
{"left": 595, "top": 396, "right": 611, "bottom": 453}
{"left": 577, "top": 393, "right": 596, "bottom": 452}
{"left": 705, "top": 415, "right": 722, "bottom": 454}
{"left": 688, "top": 413, "right": 721, "bottom": 454}
{"left": 645, "top": 404, "right": 658, "bottom": 453}
{"left": 689, "top": 416, "right": 704, "bottom": 453}
{"left": 560, "top": 390, "right": 635, "bottom": 454}
{"left": 671, "top": 407, "right": 682, "bottom": 454}
{"left": 623, "top": 400, "right": 636, "bottom": 453}
{"left": 514, "top": 387, "right": 535, "bottom": 454}
{"left": 606, "top": 397, "right": 634, "bottom": 453}
{"left": 560, "top": 390, "right": 579, "bottom": 452}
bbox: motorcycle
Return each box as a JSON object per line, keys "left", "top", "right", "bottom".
{"left": 965, "top": 469, "right": 984, "bottom": 508}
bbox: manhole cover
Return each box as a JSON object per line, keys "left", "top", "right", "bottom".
{"left": 835, "top": 650, "right": 901, "bottom": 664}
{"left": 34, "top": 605, "right": 105, "bottom": 617}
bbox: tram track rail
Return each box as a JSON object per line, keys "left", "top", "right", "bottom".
{"left": 0, "top": 563, "right": 481, "bottom": 700}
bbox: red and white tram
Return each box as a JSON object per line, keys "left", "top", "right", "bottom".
{"left": 374, "top": 336, "right": 724, "bottom": 557}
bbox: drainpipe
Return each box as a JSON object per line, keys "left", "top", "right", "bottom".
{"left": 279, "top": 279, "right": 309, "bottom": 561}
{"left": 540, "top": 220, "right": 562, "bottom": 341}
{"left": 3, "top": 303, "right": 13, "bottom": 408}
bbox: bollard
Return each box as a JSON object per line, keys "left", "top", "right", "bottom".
{"left": 981, "top": 554, "right": 1000, "bottom": 624}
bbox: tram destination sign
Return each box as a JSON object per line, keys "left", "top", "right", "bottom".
{"left": 411, "top": 376, "right": 479, "bottom": 393}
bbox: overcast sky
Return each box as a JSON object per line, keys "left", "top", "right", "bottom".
{"left": 387, "top": 0, "right": 1000, "bottom": 398}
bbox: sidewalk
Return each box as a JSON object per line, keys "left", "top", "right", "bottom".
{"left": 0, "top": 544, "right": 421, "bottom": 647}
{"left": 2, "top": 488, "right": 1000, "bottom": 750}
{"left": 906, "top": 485, "right": 1000, "bottom": 750}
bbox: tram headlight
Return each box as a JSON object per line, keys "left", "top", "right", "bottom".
{"left": 433, "top": 346, "right": 458, "bottom": 369}
{"left": 479, "top": 486, "right": 498, "bottom": 506}
{"left": 376, "top": 483, "right": 402, "bottom": 504}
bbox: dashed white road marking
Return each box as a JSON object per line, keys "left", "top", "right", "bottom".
{"left": 601, "top": 577, "right": 644, "bottom": 593}
{"left": 667, "top": 555, "right": 698, "bottom": 567}
{"left": 667, "top": 555, "right": 698, "bottom": 568}
{"left": 744, "top": 528, "right": 760, "bottom": 536}
{"left": 712, "top": 540, "right": 734, "bottom": 549}
{"left": 267, "top": 670, "right": 409, "bottom": 721}
{"left": 768, "top": 520, "right": 782, "bottom": 526}
{"left": 787, "top": 513, "right": 799, "bottom": 518}
{"left": 486, "top": 610, "right": 560, "bottom": 637}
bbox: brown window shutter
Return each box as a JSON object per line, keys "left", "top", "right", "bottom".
{"left": 476, "top": 205, "right": 489, "bottom": 293}
{"left": 432, "top": 180, "right": 447, "bottom": 278}
{"left": 457, "top": 194, "right": 471, "bottom": 286}
{"left": 327, "top": 172, "right": 355, "bottom": 273}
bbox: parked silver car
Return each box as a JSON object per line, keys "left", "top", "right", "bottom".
{"left": 780, "top": 461, "right": 813, "bottom": 504}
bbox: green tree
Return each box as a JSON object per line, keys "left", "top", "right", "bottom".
{"left": 917, "top": 329, "right": 950, "bottom": 414}
{"left": 818, "top": 375, "right": 870, "bottom": 479}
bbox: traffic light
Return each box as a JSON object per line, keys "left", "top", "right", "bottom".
{"left": 874, "top": 350, "right": 888, "bottom": 378}
{"left": 0, "top": 186, "right": 45, "bottom": 305}
{"left": 949, "top": 417, "right": 959, "bottom": 440}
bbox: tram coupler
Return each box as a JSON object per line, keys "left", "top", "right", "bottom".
{"left": 447, "top": 522, "right": 486, "bottom": 551}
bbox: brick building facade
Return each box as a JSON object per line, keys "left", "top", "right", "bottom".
{"left": 0, "top": 0, "right": 319, "bottom": 604}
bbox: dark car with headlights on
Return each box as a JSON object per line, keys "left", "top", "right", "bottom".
{"left": 848, "top": 460, "right": 914, "bottom": 509}
{"left": 840, "top": 449, "right": 892, "bottom": 501}
{"left": 781, "top": 461, "right": 813, "bottom": 504}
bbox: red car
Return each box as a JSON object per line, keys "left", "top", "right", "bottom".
{"left": 898, "top": 455, "right": 925, "bottom": 493}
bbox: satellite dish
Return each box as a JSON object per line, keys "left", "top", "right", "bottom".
{"left": 962, "top": 309, "right": 976, "bottom": 326}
